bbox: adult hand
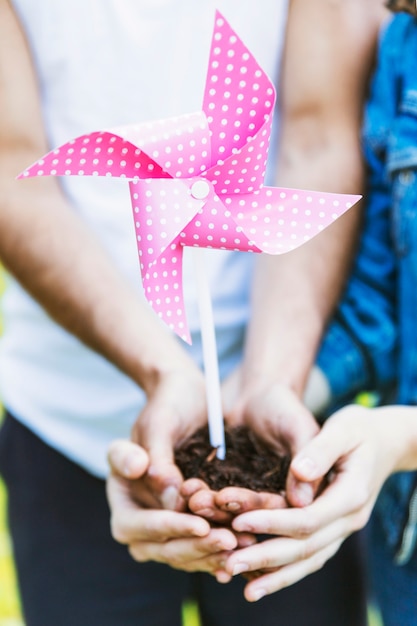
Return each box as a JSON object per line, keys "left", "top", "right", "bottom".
{"left": 130, "top": 365, "right": 208, "bottom": 511}
{"left": 226, "top": 376, "right": 322, "bottom": 507}
{"left": 222, "top": 404, "right": 403, "bottom": 601}
{"left": 183, "top": 374, "right": 321, "bottom": 524}
{"left": 107, "top": 439, "right": 252, "bottom": 579}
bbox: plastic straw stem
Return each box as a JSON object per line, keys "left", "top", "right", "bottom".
{"left": 192, "top": 248, "right": 226, "bottom": 460}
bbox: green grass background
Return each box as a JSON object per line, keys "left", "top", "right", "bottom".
{"left": 0, "top": 268, "right": 381, "bottom": 625}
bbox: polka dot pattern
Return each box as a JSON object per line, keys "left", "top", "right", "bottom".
{"left": 18, "top": 112, "right": 211, "bottom": 184}
{"left": 202, "top": 11, "right": 274, "bottom": 195}
{"left": 130, "top": 174, "right": 360, "bottom": 341}
{"left": 18, "top": 130, "right": 166, "bottom": 181}
{"left": 227, "top": 186, "right": 359, "bottom": 254}
{"left": 17, "top": 10, "right": 361, "bottom": 343}
{"left": 113, "top": 111, "right": 212, "bottom": 180}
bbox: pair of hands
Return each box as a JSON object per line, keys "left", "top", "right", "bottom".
{"left": 106, "top": 364, "right": 396, "bottom": 602}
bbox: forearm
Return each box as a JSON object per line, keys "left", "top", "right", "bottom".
{"left": 243, "top": 114, "right": 364, "bottom": 396}
{"left": 241, "top": 0, "right": 386, "bottom": 396}
{"left": 0, "top": 2, "right": 197, "bottom": 395}
{"left": 373, "top": 405, "right": 417, "bottom": 473}
{"left": 0, "top": 167, "right": 195, "bottom": 395}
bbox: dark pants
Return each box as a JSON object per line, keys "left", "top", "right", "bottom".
{"left": 0, "top": 412, "right": 368, "bottom": 626}
{"left": 368, "top": 511, "right": 417, "bottom": 626}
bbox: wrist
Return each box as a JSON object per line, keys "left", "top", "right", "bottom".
{"left": 92, "top": 289, "right": 199, "bottom": 397}
{"left": 128, "top": 335, "right": 200, "bottom": 398}
{"left": 376, "top": 406, "right": 417, "bottom": 473}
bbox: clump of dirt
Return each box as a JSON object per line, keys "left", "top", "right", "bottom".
{"left": 175, "top": 425, "right": 290, "bottom": 493}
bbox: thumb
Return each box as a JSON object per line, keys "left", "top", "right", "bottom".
{"left": 107, "top": 439, "right": 149, "bottom": 479}
{"left": 146, "top": 436, "right": 185, "bottom": 511}
{"left": 286, "top": 418, "right": 348, "bottom": 507}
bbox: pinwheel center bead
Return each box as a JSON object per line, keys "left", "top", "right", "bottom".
{"left": 190, "top": 180, "right": 210, "bottom": 200}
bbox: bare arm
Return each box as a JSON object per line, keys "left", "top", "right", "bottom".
{"left": 0, "top": 0, "right": 210, "bottom": 517}
{"left": 0, "top": 0, "right": 197, "bottom": 395}
{"left": 241, "top": 0, "right": 389, "bottom": 396}
{"left": 213, "top": 0, "right": 390, "bottom": 514}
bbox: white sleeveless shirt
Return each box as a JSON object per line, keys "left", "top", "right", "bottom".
{"left": 0, "top": 0, "right": 288, "bottom": 477}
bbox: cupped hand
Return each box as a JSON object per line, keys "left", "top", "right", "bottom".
{"left": 182, "top": 373, "right": 322, "bottom": 525}
{"left": 131, "top": 365, "right": 207, "bottom": 511}
{"left": 221, "top": 404, "right": 401, "bottom": 601}
{"left": 107, "top": 439, "right": 250, "bottom": 578}
{"left": 225, "top": 375, "right": 319, "bottom": 465}
{"left": 225, "top": 371, "right": 323, "bottom": 505}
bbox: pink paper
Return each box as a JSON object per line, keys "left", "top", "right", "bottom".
{"left": 19, "top": 11, "right": 361, "bottom": 343}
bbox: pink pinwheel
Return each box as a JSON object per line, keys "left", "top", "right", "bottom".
{"left": 19, "top": 10, "right": 360, "bottom": 345}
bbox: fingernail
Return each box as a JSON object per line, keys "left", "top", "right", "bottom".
{"left": 195, "top": 508, "right": 214, "bottom": 519}
{"left": 161, "top": 486, "right": 179, "bottom": 510}
{"left": 123, "top": 453, "right": 141, "bottom": 477}
{"left": 232, "top": 562, "right": 249, "bottom": 576}
{"left": 225, "top": 501, "right": 240, "bottom": 512}
{"left": 232, "top": 515, "right": 256, "bottom": 533}
{"left": 250, "top": 588, "right": 266, "bottom": 602}
{"left": 295, "top": 482, "right": 314, "bottom": 506}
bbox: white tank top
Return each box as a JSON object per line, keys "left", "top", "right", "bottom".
{"left": 0, "top": 0, "right": 288, "bottom": 477}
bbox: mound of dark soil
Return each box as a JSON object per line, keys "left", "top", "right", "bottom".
{"left": 175, "top": 425, "right": 290, "bottom": 493}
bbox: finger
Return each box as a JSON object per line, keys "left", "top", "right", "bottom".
{"left": 181, "top": 480, "right": 232, "bottom": 522}
{"left": 214, "top": 487, "right": 287, "bottom": 514}
{"left": 145, "top": 457, "right": 184, "bottom": 510}
{"left": 215, "top": 570, "right": 233, "bottom": 584}
{"left": 181, "top": 478, "right": 209, "bottom": 499}
{"left": 242, "top": 540, "right": 343, "bottom": 602}
{"left": 129, "top": 540, "right": 230, "bottom": 574}
{"left": 106, "top": 470, "right": 161, "bottom": 517}
{"left": 290, "top": 411, "right": 358, "bottom": 483}
{"left": 232, "top": 468, "right": 366, "bottom": 538}
{"left": 287, "top": 413, "right": 361, "bottom": 507}
{"left": 110, "top": 507, "right": 211, "bottom": 545}
{"left": 236, "top": 532, "right": 258, "bottom": 548}
{"left": 135, "top": 420, "right": 185, "bottom": 510}
{"left": 128, "top": 528, "right": 238, "bottom": 572}
{"left": 226, "top": 536, "right": 306, "bottom": 576}
{"left": 188, "top": 489, "right": 233, "bottom": 525}
{"left": 285, "top": 471, "right": 320, "bottom": 508}
{"left": 106, "top": 474, "right": 140, "bottom": 516}
{"left": 227, "top": 514, "right": 353, "bottom": 576}
{"left": 107, "top": 439, "right": 149, "bottom": 479}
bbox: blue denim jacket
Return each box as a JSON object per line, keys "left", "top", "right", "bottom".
{"left": 318, "top": 13, "right": 417, "bottom": 565}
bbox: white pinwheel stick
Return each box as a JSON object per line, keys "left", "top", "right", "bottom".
{"left": 192, "top": 247, "right": 226, "bottom": 460}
